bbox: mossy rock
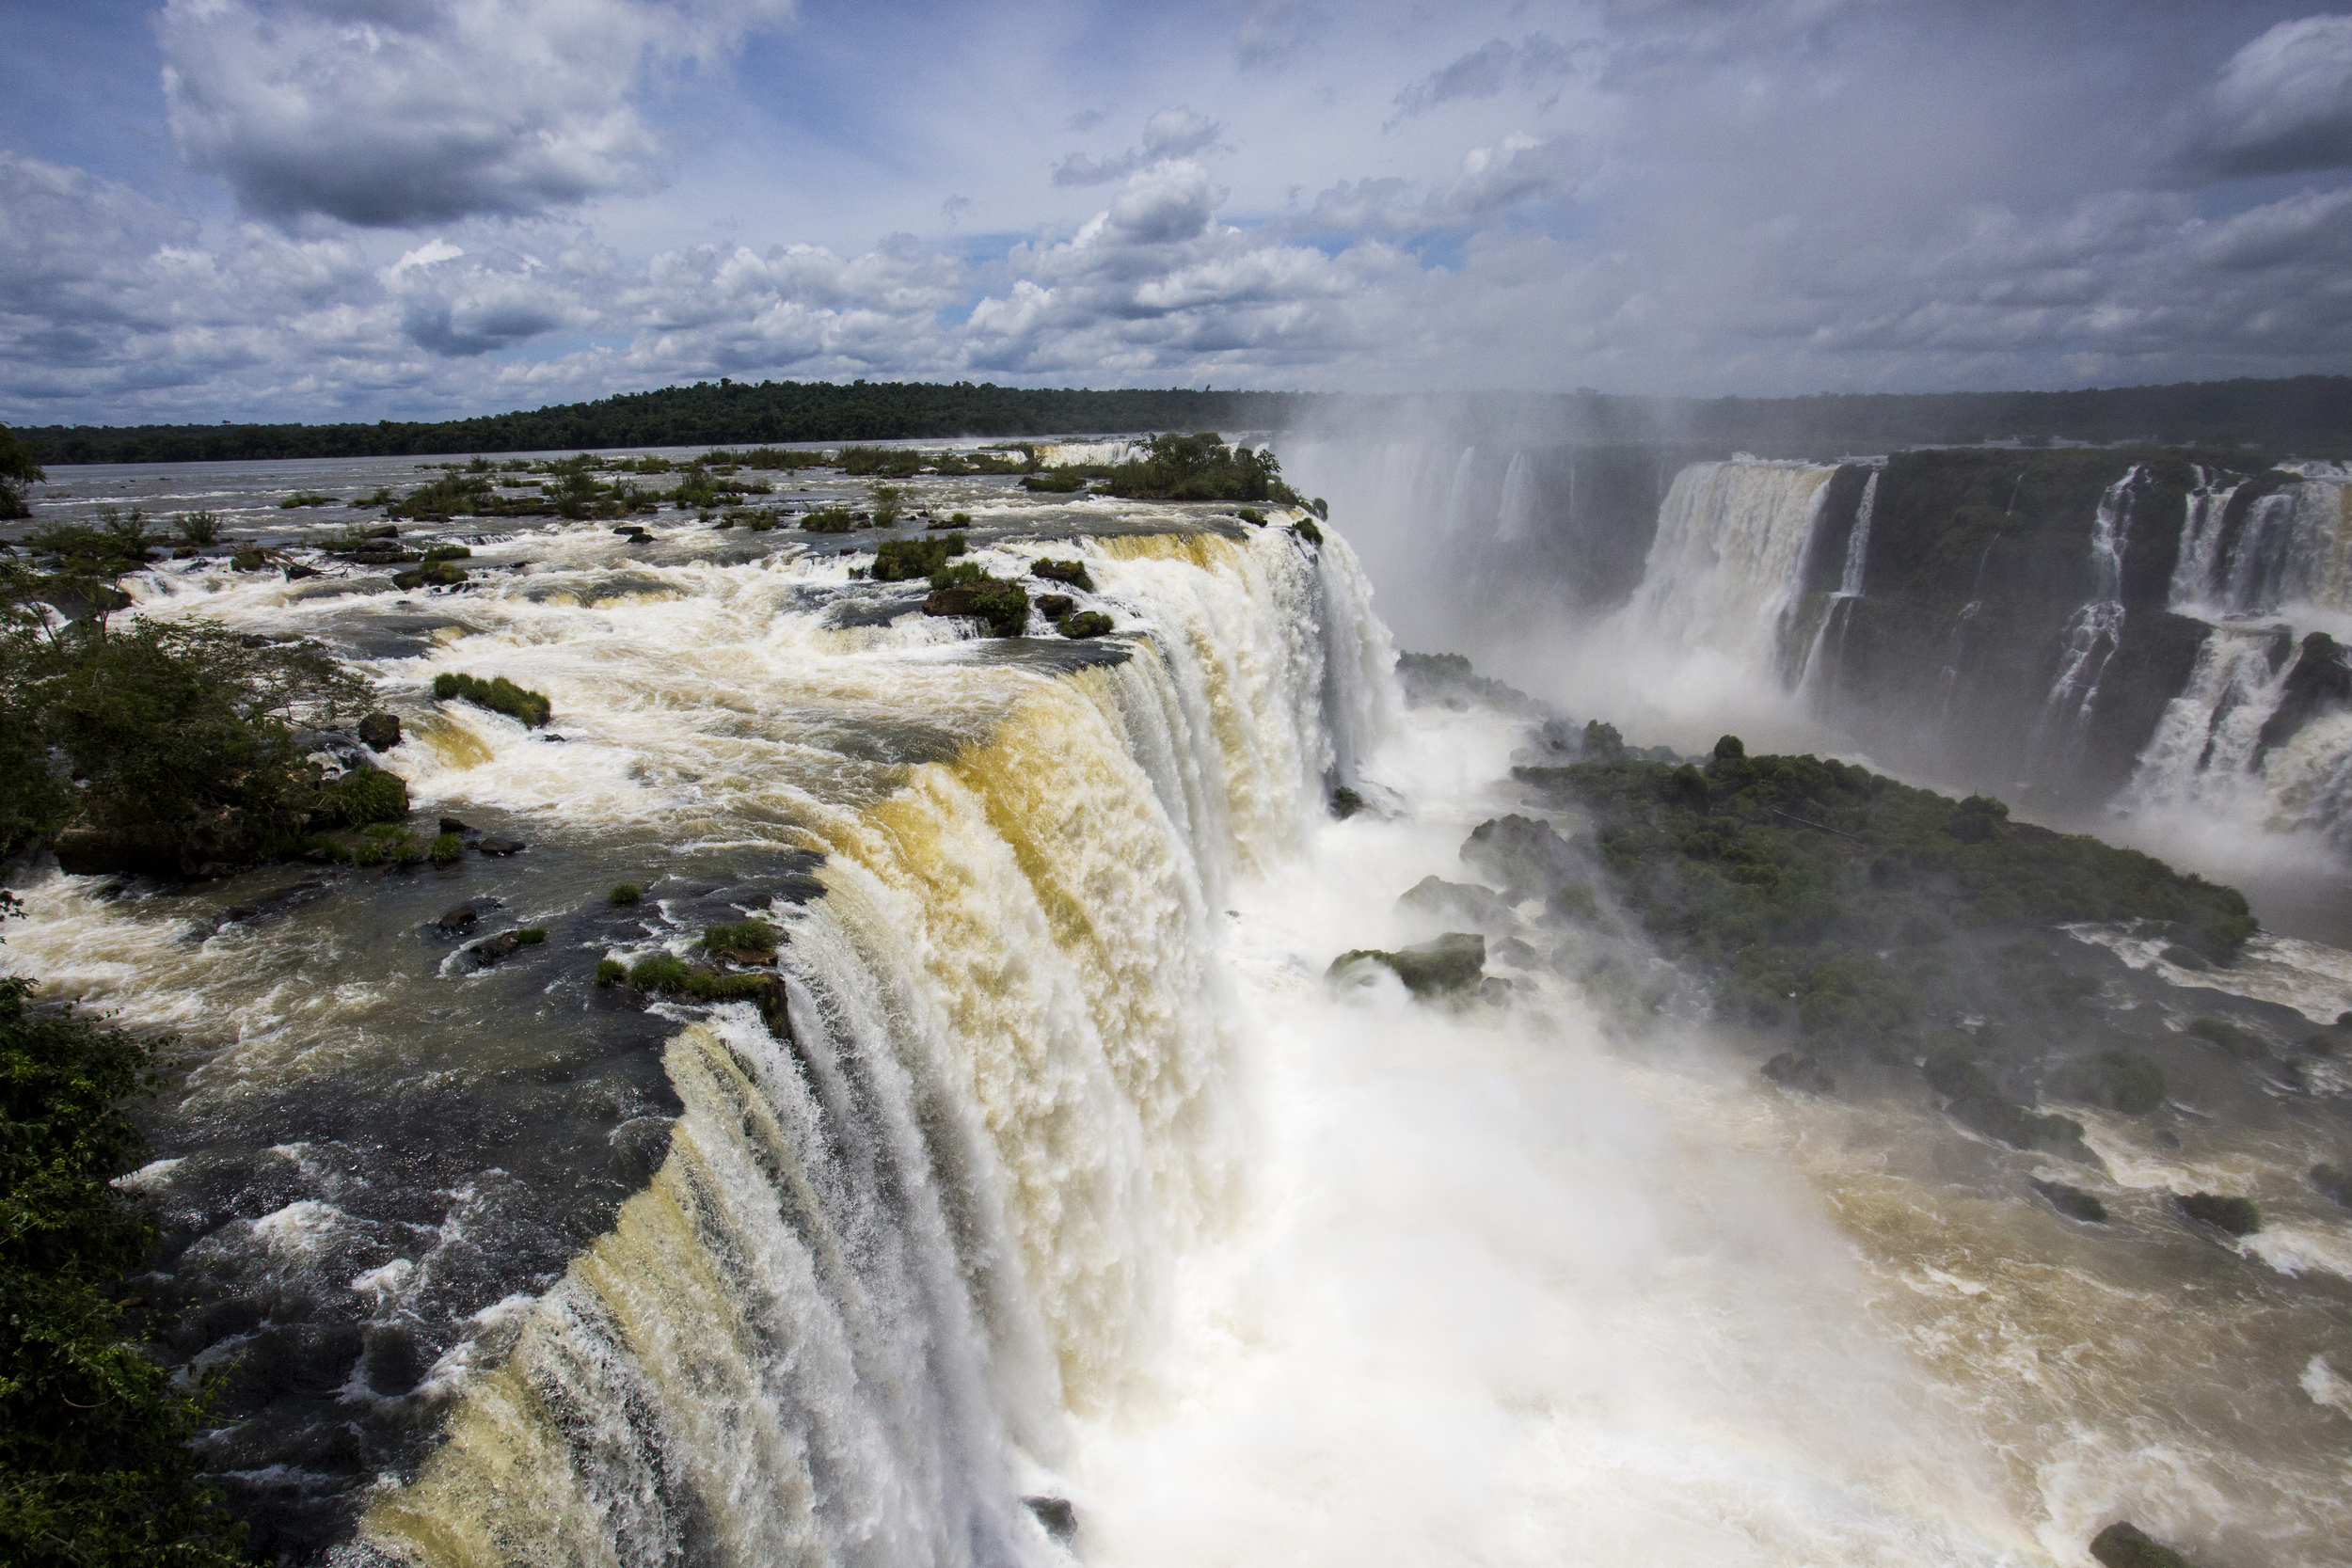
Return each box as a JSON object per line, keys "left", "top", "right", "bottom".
{"left": 702, "top": 918, "right": 780, "bottom": 955}
{"left": 433, "top": 671, "right": 551, "bottom": 727}
{"left": 1761, "top": 1051, "right": 1836, "bottom": 1093}
{"left": 2174, "top": 1192, "right": 2260, "bottom": 1235}
{"left": 2185, "top": 1016, "right": 2265, "bottom": 1059}
{"left": 922, "top": 572, "right": 1029, "bottom": 636}
{"left": 609, "top": 883, "right": 642, "bottom": 906}
{"left": 1327, "top": 932, "right": 1486, "bottom": 999}
{"left": 1030, "top": 557, "right": 1095, "bottom": 592}
{"left": 392, "top": 560, "right": 469, "bottom": 590}
{"left": 357, "top": 711, "right": 402, "bottom": 751}
{"left": 2090, "top": 1521, "right": 2204, "bottom": 1568}
{"left": 2051, "top": 1047, "right": 2166, "bottom": 1115}
{"left": 872, "top": 533, "right": 967, "bottom": 581}
{"left": 2030, "top": 1177, "right": 2108, "bottom": 1223}
{"left": 311, "top": 768, "right": 408, "bottom": 829}
{"left": 1058, "top": 610, "right": 1113, "bottom": 640}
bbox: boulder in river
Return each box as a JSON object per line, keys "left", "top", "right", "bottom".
{"left": 2090, "top": 1521, "right": 2203, "bottom": 1568}
{"left": 1762, "top": 1051, "right": 1836, "bottom": 1094}
{"left": 436, "top": 902, "right": 482, "bottom": 935}
{"left": 1327, "top": 932, "right": 1486, "bottom": 999}
{"left": 475, "top": 835, "right": 525, "bottom": 857}
{"left": 2312, "top": 1163, "right": 2352, "bottom": 1211}
{"left": 1022, "top": 1497, "right": 1077, "bottom": 1543}
{"left": 2030, "top": 1177, "right": 2109, "bottom": 1224}
{"left": 2174, "top": 1192, "right": 2260, "bottom": 1235}
{"left": 357, "top": 711, "right": 402, "bottom": 752}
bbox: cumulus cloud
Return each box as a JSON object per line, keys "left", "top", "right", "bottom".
{"left": 1052, "top": 107, "right": 1224, "bottom": 187}
{"left": 157, "top": 0, "right": 795, "bottom": 227}
{"left": 1302, "top": 135, "right": 1591, "bottom": 235}
{"left": 2197, "top": 13, "right": 2352, "bottom": 177}
{"left": 1391, "top": 34, "right": 1580, "bottom": 120}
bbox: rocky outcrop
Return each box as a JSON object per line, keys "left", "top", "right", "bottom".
{"left": 1327, "top": 932, "right": 1487, "bottom": 999}
{"left": 2030, "top": 1178, "right": 2109, "bottom": 1223}
{"left": 2174, "top": 1192, "right": 2260, "bottom": 1235}
{"left": 358, "top": 711, "right": 402, "bottom": 752}
{"left": 1460, "top": 815, "right": 1578, "bottom": 897}
{"left": 2254, "top": 631, "right": 2352, "bottom": 763}
{"left": 54, "top": 805, "right": 262, "bottom": 880}
{"left": 2090, "top": 1521, "right": 2203, "bottom": 1568}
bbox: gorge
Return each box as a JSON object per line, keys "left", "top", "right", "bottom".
{"left": 2, "top": 432, "right": 2349, "bottom": 1568}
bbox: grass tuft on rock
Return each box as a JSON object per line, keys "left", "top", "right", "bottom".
{"left": 432, "top": 672, "right": 551, "bottom": 727}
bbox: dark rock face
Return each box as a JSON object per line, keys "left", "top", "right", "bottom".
{"left": 435, "top": 902, "right": 481, "bottom": 935}
{"left": 2051, "top": 1047, "right": 2167, "bottom": 1115}
{"left": 1460, "top": 815, "right": 1579, "bottom": 896}
{"left": 1805, "top": 451, "right": 2217, "bottom": 811}
{"left": 1036, "top": 594, "right": 1075, "bottom": 621}
{"left": 358, "top": 711, "right": 402, "bottom": 751}
{"left": 475, "top": 835, "right": 525, "bottom": 857}
{"left": 1761, "top": 1051, "right": 1836, "bottom": 1093}
{"left": 2030, "top": 1178, "right": 2109, "bottom": 1224}
{"left": 2254, "top": 631, "right": 2352, "bottom": 762}
{"left": 2174, "top": 1192, "right": 2260, "bottom": 1235}
{"left": 437, "top": 816, "right": 473, "bottom": 835}
{"left": 1023, "top": 1497, "right": 1077, "bottom": 1542}
{"left": 1398, "top": 876, "right": 1516, "bottom": 932}
{"left": 2090, "top": 1520, "right": 2203, "bottom": 1568}
{"left": 1327, "top": 932, "right": 1487, "bottom": 999}
{"left": 54, "top": 806, "right": 261, "bottom": 880}
{"left": 2312, "top": 1164, "right": 2352, "bottom": 1210}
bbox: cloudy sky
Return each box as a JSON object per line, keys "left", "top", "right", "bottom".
{"left": 2, "top": 0, "right": 2349, "bottom": 424}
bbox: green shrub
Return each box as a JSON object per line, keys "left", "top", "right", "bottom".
{"left": 1058, "top": 610, "right": 1113, "bottom": 640}
{"left": 702, "top": 918, "right": 780, "bottom": 954}
{"left": 1291, "top": 518, "right": 1324, "bottom": 546}
{"left": 836, "top": 446, "right": 923, "bottom": 477}
{"left": 312, "top": 768, "right": 408, "bottom": 828}
{"left": 1021, "top": 469, "right": 1088, "bottom": 493}
{"left": 421, "top": 544, "right": 471, "bottom": 562}
{"left": 1029, "top": 557, "right": 1095, "bottom": 592}
{"left": 1235, "top": 507, "right": 1264, "bottom": 525}
{"left": 610, "top": 883, "right": 642, "bottom": 905}
{"left": 230, "top": 548, "right": 267, "bottom": 572}
{"left": 873, "top": 533, "right": 967, "bottom": 581}
{"left": 432, "top": 672, "right": 551, "bottom": 727}
{"left": 1104, "top": 433, "right": 1303, "bottom": 505}
{"left": 392, "top": 561, "right": 468, "bottom": 590}
{"left": 930, "top": 560, "right": 987, "bottom": 590}
{"left": 595, "top": 958, "right": 628, "bottom": 986}
{"left": 802, "top": 507, "right": 856, "bottom": 533}
{"left": 629, "top": 954, "right": 692, "bottom": 992}
{"left": 352, "top": 837, "right": 387, "bottom": 866}
{"left": 949, "top": 512, "right": 971, "bottom": 526}
{"left": 516, "top": 928, "right": 546, "bottom": 944}
{"left": 0, "top": 977, "right": 248, "bottom": 1566}
{"left": 278, "top": 492, "right": 338, "bottom": 509}
{"left": 428, "top": 832, "right": 463, "bottom": 864}
{"left": 870, "top": 483, "right": 906, "bottom": 526}
{"left": 173, "top": 511, "right": 221, "bottom": 546}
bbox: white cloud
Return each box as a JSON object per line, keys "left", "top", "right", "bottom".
{"left": 2200, "top": 13, "right": 2352, "bottom": 176}
{"left": 157, "top": 0, "right": 796, "bottom": 227}
{"left": 1053, "top": 107, "right": 1225, "bottom": 187}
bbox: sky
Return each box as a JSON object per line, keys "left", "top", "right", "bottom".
{"left": 1, "top": 0, "right": 2349, "bottom": 425}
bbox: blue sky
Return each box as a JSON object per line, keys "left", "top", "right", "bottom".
{"left": 2, "top": 0, "right": 2349, "bottom": 423}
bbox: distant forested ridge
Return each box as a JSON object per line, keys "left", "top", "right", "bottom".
{"left": 18, "top": 383, "right": 1312, "bottom": 466}
{"left": 17, "top": 372, "right": 2352, "bottom": 467}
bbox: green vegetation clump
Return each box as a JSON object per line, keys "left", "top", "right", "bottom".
{"left": 868, "top": 483, "right": 906, "bottom": 525}
{"left": 1327, "top": 933, "right": 1487, "bottom": 999}
{"left": 836, "top": 446, "right": 924, "bottom": 477}
{"left": 1104, "top": 432, "right": 1304, "bottom": 505}
{"left": 872, "top": 533, "right": 967, "bottom": 581}
{"left": 1029, "top": 557, "right": 1094, "bottom": 592}
{"left": 0, "top": 423, "right": 42, "bottom": 518}
{"left": 432, "top": 672, "right": 551, "bottom": 728}
{"left": 626, "top": 953, "right": 771, "bottom": 1001}
{"left": 1057, "top": 610, "right": 1113, "bottom": 640}
{"left": 609, "top": 883, "right": 642, "bottom": 906}
{"left": 392, "top": 560, "right": 468, "bottom": 590}
{"left": 1291, "top": 517, "right": 1324, "bottom": 546}
{"left": 1021, "top": 469, "right": 1089, "bottom": 493}
{"left": 2052, "top": 1047, "right": 2167, "bottom": 1114}
{"left": 702, "top": 919, "right": 780, "bottom": 954}
{"left": 0, "top": 976, "right": 247, "bottom": 1564}
{"left": 173, "top": 511, "right": 220, "bottom": 546}
{"left": 515, "top": 928, "right": 546, "bottom": 944}
{"left": 421, "top": 544, "right": 471, "bottom": 562}
{"left": 595, "top": 958, "right": 628, "bottom": 986}
{"left": 311, "top": 768, "right": 408, "bottom": 829}
{"left": 428, "top": 832, "right": 464, "bottom": 864}
{"left": 278, "top": 491, "right": 338, "bottom": 509}
{"left": 1518, "top": 740, "right": 2259, "bottom": 1079}
{"left": 801, "top": 507, "right": 856, "bottom": 533}
{"left": 923, "top": 561, "right": 1030, "bottom": 636}
{"left": 2185, "top": 1015, "right": 2265, "bottom": 1058}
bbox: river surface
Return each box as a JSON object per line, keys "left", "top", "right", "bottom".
{"left": 5, "top": 448, "right": 2349, "bottom": 1567}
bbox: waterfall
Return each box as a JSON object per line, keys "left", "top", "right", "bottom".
{"left": 2212, "top": 477, "right": 2352, "bottom": 616}
{"left": 1494, "top": 451, "right": 1536, "bottom": 543}
{"left": 341, "top": 528, "right": 1397, "bottom": 1567}
{"left": 2122, "top": 626, "right": 2296, "bottom": 816}
{"left": 1798, "top": 468, "right": 1879, "bottom": 698}
{"left": 1623, "top": 458, "right": 1836, "bottom": 672}
{"left": 1439, "top": 447, "right": 1480, "bottom": 537}
{"left": 2038, "top": 467, "right": 2141, "bottom": 734}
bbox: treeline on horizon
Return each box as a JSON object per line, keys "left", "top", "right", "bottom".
{"left": 16, "top": 372, "right": 2351, "bottom": 467}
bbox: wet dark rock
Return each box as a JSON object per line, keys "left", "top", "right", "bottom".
{"left": 1058, "top": 610, "right": 1113, "bottom": 639}
{"left": 1461, "top": 814, "right": 1579, "bottom": 896}
{"left": 1327, "top": 932, "right": 1486, "bottom": 999}
{"left": 55, "top": 806, "right": 262, "bottom": 880}
{"left": 438, "top": 816, "right": 474, "bottom": 835}
{"left": 540, "top": 734, "right": 567, "bottom": 742}
{"left": 2312, "top": 1164, "right": 2352, "bottom": 1210}
{"left": 436, "top": 902, "right": 482, "bottom": 935}
{"left": 1037, "top": 593, "right": 1075, "bottom": 621}
{"left": 1477, "top": 975, "right": 1513, "bottom": 1006}
{"left": 714, "top": 946, "right": 778, "bottom": 967}
{"left": 282, "top": 562, "right": 321, "bottom": 580}
{"left": 2031, "top": 1177, "right": 2109, "bottom": 1223}
{"left": 1762, "top": 1051, "right": 1836, "bottom": 1094}
{"left": 1490, "top": 937, "right": 1540, "bottom": 968}
{"left": 1398, "top": 875, "right": 1515, "bottom": 932}
{"left": 1329, "top": 786, "right": 1366, "bottom": 819}
{"left": 357, "top": 711, "right": 402, "bottom": 751}
{"left": 476, "top": 835, "right": 525, "bottom": 857}
{"left": 1923, "top": 1048, "right": 2089, "bottom": 1157}
{"left": 2090, "top": 1521, "right": 2203, "bottom": 1568}
{"left": 1023, "top": 1497, "right": 1077, "bottom": 1542}
{"left": 2254, "top": 631, "right": 2352, "bottom": 764}
{"left": 2174, "top": 1191, "right": 2260, "bottom": 1235}
{"left": 2185, "top": 1016, "right": 2265, "bottom": 1059}
{"left": 468, "top": 928, "right": 545, "bottom": 965}
{"left": 2051, "top": 1047, "right": 2167, "bottom": 1115}
{"left": 2158, "top": 942, "right": 2210, "bottom": 971}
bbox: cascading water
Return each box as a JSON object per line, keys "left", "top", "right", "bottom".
{"left": 2038, "top": 467, "right": 2141, "bottom": 739}
{"left": 1797, "top": 467, "right": 1878, "bottom": 697}
{"left": 1621, "top": 458, "right": 1836, "bottom": 670}
{"left": 8, "top": 449, "right": 2352, "bottom": 1568}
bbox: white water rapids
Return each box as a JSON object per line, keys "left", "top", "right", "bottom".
{"left": 7, "top": 455, "right": 2349, "bottom": 1566}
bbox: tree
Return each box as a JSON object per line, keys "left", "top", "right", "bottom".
{"left": 0, "top": 426, "right": 41, "bottom": 519}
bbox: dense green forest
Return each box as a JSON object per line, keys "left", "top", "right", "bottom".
{"left": 14, "top": 373, "right": 2350, "bottom": 467}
